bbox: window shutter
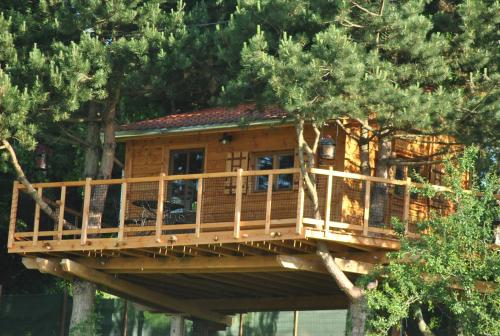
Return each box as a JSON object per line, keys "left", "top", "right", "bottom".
{"left": 224, "top": 152, "right": 249, "bottom": 195}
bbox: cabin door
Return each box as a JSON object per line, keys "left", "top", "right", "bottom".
{"left": 168, "top": 149, "right": 205, "bottom": 211}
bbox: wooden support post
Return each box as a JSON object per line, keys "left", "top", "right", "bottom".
{"left": 170, "top": 315, "right": 185, "bottom": 336}
{"left": 296, "top": 172, "right": 305, "bottom": 234}
{"left": 234, "top": 168, "right": 243, "bottom": 239}
{"left": 7, "top": 181, "right": 19, "bottom": 248}
{"left": 324, "top": 167, "right": 333, "bottom": 234}
{"left": 195, "top": 177, "right": 203, "bottom": 238}
{"left": 156, "top": 173, "right": 166, "bottom": 243}
{"left": 402, "top": 177, "right": 411, "bottom": 234}
{"left": 363, "top": 180, "right": 371, "bottom": 236}
{"left": 293, "top": 310, "right": 299, "bottom": 336}
{"left": 80, "top": 178, "right": 92, "bottom": 245}
{"left": 57, "top": 186, "right": 66, "bottom": 241}
{"left": 33, "top": 188, "right": 43, "bottom": 246}
{"left": 265, "top": 174, "right": 273, "bottom": 234}
{"left": 118, "top": 182, "right": 127, "bottom": 242}
{"left": 238, "top": 313, "right": 244, "bottom": 336}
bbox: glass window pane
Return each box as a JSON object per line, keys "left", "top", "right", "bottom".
{"left": 255, "top": 175, "right": 268, "bottom": 191}
{"left": 256, "top": 155, "right": 273, "bottom": 170}
{"left": 171, "top": 152, "right": 187, "bottom": 174}
{"left": 278, "top": 154, "right": 294, "bottom": 169}
{"left": 277, "top": 174, "right": 293, "bottom": 189}
{"left": 188, "top": 151, "right": 204, "bottom": 174}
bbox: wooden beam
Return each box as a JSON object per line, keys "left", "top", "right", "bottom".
{"left": 33, "top": 188, "right": 43, "bottom": 246}
{"left": 22, "top": 257, "right": 72, "bottom": 281}
{"left": 76, "top": 254, "right": 374, "bottom": 275}
{"left": 403, "top": 177, "right": 411, "bottom": 233}
{"left": 324, "top": 167, "right": 333, "bottom": 233}
{"left": 118, "top": 182, "right": 127, "bottom": 241}
{"left": 59, "top": 259, "right": 231, "bottom": 325}
{"left": 234, "top": 168, "right": 243, "bottom": 238}
{"left": 265, "top": 174, "right": 273, "bottom": 234}
{"left": 277, "top": 254, "right": 374, "bottom": 275}
{"left": 80, "top": 178, "right": 92, "bottom": 245}
{"left": 183, "top": 294, "right": 348, "bottom": 312}
{"left": 363, "top": 181, "right": 371, "bottom": 236}
{"left": 156, "top": 173, "right": 165, "bottom": 243}
{"left": 57, "top": 186, "right": 66, "bottom": 241}
{"left": 195, "top": 177, "right": 203, "bottom": 237}
{"left": 296, "top": 173, "right": 305, "bottom": 234}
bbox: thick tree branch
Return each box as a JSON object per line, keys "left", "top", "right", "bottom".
{"left": 351, "top": 1, "right": 380, "bottom": 16}
{"left": 316, "top": 242, "right": 364, "bottom": 300}
{"left": 413, "top": 306, "right": 435, "bottom": 336}
{"left": 2, "top": 140, "right": 56, "bottom": 218}
{"left": 295, "top": 120, "right": 321, "bottom": 220}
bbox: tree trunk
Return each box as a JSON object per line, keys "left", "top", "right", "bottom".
{"left": 369, "top": 136, "right": 392, "bottom": 227}
{"left": 347, "top": 297, "right": 367, "bottom": 336}
{"left": 359, "top": 125, "right": 371, "bottom": 176}
{"left": 69, "top": 103, "right": 103, "bottom": 334}
{"left": 69, "top": 279, "right": 97, "bottom": 335}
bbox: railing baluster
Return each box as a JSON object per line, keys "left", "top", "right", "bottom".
{"left": 57, "top": 186, "right": 66, "bottom": 241}
{"left": 324, "top": 167, "right": 333, "bottom": 234}
{"left": 265, "top": 173, "right": 273, "bottom": 234}
{"left": 403, "top": 177, "right": 411, "bottom": 234}
{"left": 33, "top": 187, "right": 43, "bottom": 246}
{"left": 80, "top": 177, "right": 92, "bottom": 245}
{"left": 195, "top": 177, "right": 203, "bottom": 238}
{"left": 7, "top": 181, "right": 19, "bottom": 248}
{"left": 234, "top": 168, "right": 243, "bottom": 239}
{"left": 363, "top": 180, "right": 371, "bottom": 236}
{"left": 118, "top": 181, "right": 127, "bottom": 242}
{"left": 296, "top": 172, "right": 305, "bottom": 234}
{"left": 156, "top": 173, "right": 166, "bottom": 243}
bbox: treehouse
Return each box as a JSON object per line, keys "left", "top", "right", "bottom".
{"left": 8, "top": 104, "right": 459, "bottom": 328}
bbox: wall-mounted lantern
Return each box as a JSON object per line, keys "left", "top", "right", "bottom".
{"left": 219, "top": 133, "right": 233, "bottom": 145}
{"left": 320, "top": 135, "right": 336, "bottom": 159}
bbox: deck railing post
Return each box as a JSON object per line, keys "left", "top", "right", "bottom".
{"left": 195, "top": 177, "right": 203, "bottom": 238}
{"left": 33, "top": 188, "right": 43, "bottom": 246}
{"left": 80, "top": 177, "right": 92, "bottom": 245}
{"left": 324, "top": 167, "right": 334, "bottom": 234}
{"left": 118, "top": 182, "right": 127, "bottom": 242}
{"left": 296, "top": 171, "right": 305, "bottom": 234}
{"left": 7, "top": 181, "right": 19, "bottom": 248}
{"left": 57, "top": 186, "right": 66, "bottom": 241}
{"left": 156, "top": 173, "right": 166, "bottom": 243}
{"left": 403, "top": 177, "right": 411, "bottom": 234}
{"left": 265, "top": 173, "right": 273, "bottom": 234}
{"left": 234, "top": 168, "right": 243, "bottom": 238}
{"left": 363, "top": 180, "right": 371, "bottom": 236}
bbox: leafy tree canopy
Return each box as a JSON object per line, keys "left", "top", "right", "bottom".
{"left": 366, "top": 147, "right": 500, "bottom": 335}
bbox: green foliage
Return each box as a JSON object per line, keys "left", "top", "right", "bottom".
{"left": 366, "top": 147, "right": 500, "bottom": 335}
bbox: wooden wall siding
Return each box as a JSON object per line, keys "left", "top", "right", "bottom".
{"left": 122, "top": 123, "right": 459, "bottom": 234}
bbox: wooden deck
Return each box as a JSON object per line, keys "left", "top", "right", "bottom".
{"left": 7, "top": 167, "right": 431, "bottom": 255}
{"left": 7, "top": 168, "right": 451, "bottom": 324}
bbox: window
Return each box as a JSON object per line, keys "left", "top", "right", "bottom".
{"left": 168, "top": 149, "right": 204, "bottom": 210}
{"left": 254, "top": 151, "right": 294, "bottom": 191}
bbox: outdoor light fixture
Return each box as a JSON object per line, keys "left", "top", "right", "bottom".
{"left": 219, "top": 133, "right": 233, "bottom": 145}
{"left": 319, "top": 124, "right": 339, "bottom": 160}
{"left": 320, "top": 135, "right": 336, "bottom": 159}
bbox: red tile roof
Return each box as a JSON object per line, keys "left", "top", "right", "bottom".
{"left": 118, "top": 104, "right": 289, "bottom": 132}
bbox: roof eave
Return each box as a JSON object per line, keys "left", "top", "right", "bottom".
{"left": 115, "top": 118, "right": 294, "bottom": 141}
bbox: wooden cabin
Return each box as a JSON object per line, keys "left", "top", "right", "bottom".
{"left": 8, "top": 104, "right": 459, "bottom": 329}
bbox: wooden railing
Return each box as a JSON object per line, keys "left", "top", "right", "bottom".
{"left": 7, "top": 167, "right": 469, "bottom": 252}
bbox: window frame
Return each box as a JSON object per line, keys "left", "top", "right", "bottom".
{"left": 252, "top": 150, "right": 295, "bottom": 192}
